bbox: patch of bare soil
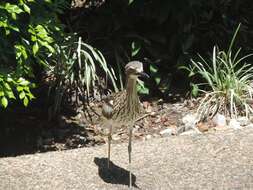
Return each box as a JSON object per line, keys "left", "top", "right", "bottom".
{"left": 0, "top": 97, "right": 197, "bottom": 157}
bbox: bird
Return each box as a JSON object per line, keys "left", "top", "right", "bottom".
{"left": 101, "top": 61, "right": 149, "bottom": 189}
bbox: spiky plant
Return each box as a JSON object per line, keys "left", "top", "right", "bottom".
{"left": 46, "top": 35, "right": 118, "bottom": 117}
{"left": 190, "top": 24, "right": 253, "bottom": 119}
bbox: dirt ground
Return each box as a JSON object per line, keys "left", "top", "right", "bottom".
{"left": 0, "top": 99, "right": 194, "bottom": 157}
{"left": 0, "top": 127, "right": 252, "bottom": 190}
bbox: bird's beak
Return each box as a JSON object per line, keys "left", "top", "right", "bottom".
{"left": 138, "top": 72, "right": 149, "bottom": 79}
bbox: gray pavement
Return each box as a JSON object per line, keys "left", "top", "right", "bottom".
{"left": 0, "top": 128, "right": 253, "bottom": 190}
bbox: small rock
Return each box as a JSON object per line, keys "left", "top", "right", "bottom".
{"left": 134, "top": 125, "right": 140, "bottom": 129}
{"left": 146, "top": 135, "right": 152, "bottom": 140}
{"left": 79, "top": 136, "right": 86, "bottom": 142}
{"left": 196, "top": 122, "right": 209, "bottom": 132}
{"left": 237, "top": 117, "right": 250, "bottom": 126}
{"left": 160, "top": 128, "right": 173, "bottom": 136}
{"left": 180, "top": 129, "right": 199, "bottom": 136}
{"left": 132, "top": 128, "right": 138, "bottom": 133}
{"left": 228, "top": 119, "right": 241, "bottom": 130}
{"left": 182, "top": 113, "right": 198, "bottom": 129}
{"left": 212, "top": 113, "right": 226, "bottom": 127}
{"left": 150, "top": 112, "right": 156, "bottom": 116}
{"left": 112, "top": 134, "right": 121, "bottom": 141}
{"left": 160, "top": 126, "right": 177, "bottom": 136}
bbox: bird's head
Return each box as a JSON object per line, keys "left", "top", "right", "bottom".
{"left": 125, "top": 61, "right": 149, "bottom": 79}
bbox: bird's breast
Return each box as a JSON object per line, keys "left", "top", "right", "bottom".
{"left": 102, "top": 103, "right": 113, "bottom": 119}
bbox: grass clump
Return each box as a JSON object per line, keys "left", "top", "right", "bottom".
{"left": 190, "top": 24, "right": 253, "bottom": 120}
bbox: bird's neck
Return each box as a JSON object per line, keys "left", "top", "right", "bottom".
{"left": 126, "top": 75, "right": 140, "bottom": 115}
{"left": 126, "top": 75, "right": 137, "bottom": 97}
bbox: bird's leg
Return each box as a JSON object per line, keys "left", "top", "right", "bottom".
{"left": 128, "top": 127, "right": 133, "bottom": 189}
{"left": 107, "top": 125, "right": 112, "bottom": 168}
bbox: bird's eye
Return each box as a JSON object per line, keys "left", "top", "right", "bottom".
{"left": 109, "top": 100, "right": 114, "bottom": 105}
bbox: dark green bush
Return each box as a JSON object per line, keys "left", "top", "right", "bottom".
{"left": 69, "top": 0, "right": 253, "bottom": 97}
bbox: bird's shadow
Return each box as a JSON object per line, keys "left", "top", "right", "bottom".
{"left": 94, "top": 157, "right": 139, "bottom": 189}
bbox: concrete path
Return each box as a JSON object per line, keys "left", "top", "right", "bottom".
{"left": 0, "top": 128, "right": 253, "bottom": 190}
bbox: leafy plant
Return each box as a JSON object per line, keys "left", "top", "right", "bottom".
{"left": 190, "top": 24, "right": 253, "bottom": 119}
{"left": 0, "top": 0, "right": 67, "bottom": 108}
{"left": 46, "top": 35, "right": 118, "bottom": 117}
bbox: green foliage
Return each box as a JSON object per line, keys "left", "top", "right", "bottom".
{"left": 128, "top": 0, "right": 135, "bottom": 5}
{"left": 189, "top": 24, "right": 253, "bottom": 119}
{"left": 46, "top": 35, "right": 118, "bottom": 116}
{"left": 0, "top": 0, "right": 67, "bottom": 108}
{"left": 131, "top": 41, "right": 141, "bottom": 57}
{"left": 70, "top": 0, "right": 253, "bottom": 97}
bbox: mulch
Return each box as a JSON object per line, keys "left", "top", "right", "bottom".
{"left": 0, "top": 97, "right": 197, "bottom": 157}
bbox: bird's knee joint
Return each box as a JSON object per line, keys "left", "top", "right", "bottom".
{"left": 128, "top": 145, "right": 132, "bottom": 152}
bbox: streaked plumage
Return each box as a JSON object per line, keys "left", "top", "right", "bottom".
{"left": 101, "top": 61, "right": 148, "bottom": 189}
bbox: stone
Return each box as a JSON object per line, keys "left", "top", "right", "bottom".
{"left": 134, "top": 125, "right": 140, "bottom": 129}
{"left": 180, "top": 129, "right": 199, "bottom": 136}
{"left": 196, "top": 122, "right": 209, "bottom": 132}
{"left": 146, "top": 135, "right": 152, "bottom": 140}
{"left": 212, "top": 113, "right": 226, "bottom": 127}
{"left": 112, "top": 134, "right": 121, "bottom": 141}
{"left": 150, "top": 112, "right": 156, "bottom": 116}
{"left": 79, "top": 136, "right": 86, "bottom": 142}
{"left": 132, "top": 128, "right": 138, "bottom": 133}
{"left": 237, "top": 117, "right": 250, "bottom": 126}
{"left": 160, "top": 126, "right": 177, "bottom": 136}
{"left": 182, "top": 113, "right": 198, "bottom": 129}
{"left": 160, "top": 128, "right": 173, "bottom": 136}
{"left": 228, "top": 119, "right": 241, "bottom": 130}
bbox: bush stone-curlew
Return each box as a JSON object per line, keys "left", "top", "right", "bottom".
{"left": 101, "top": 61, "right": 149, "bottom": 189}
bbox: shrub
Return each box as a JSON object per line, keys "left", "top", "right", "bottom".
{"left": 189, "top": 24, "right": 253, "bottom": 119}
{"left": 46, "top": 35, "right": 118, "bottom": 117}
{"left": 70, "top": 0, "right": 253, "bottom": 97}
{"left": 0, "top": 0, "right": 67, "bottom": 108}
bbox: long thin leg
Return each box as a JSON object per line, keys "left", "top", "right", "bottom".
{"left": 128, "top": 127, "right": 133, "bottom": 189}
{"left": 107, "top": 125, "right": 112, "bottom": 168}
